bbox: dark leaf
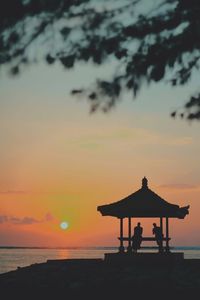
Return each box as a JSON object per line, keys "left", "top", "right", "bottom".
{"left": 89, "top": 92, "right": 97, "bottom": 100}
{"left": 60, "top": 55, "right": 75, "bottom": 68}
{"left": 46, "top": 54, "right": 55, "bottom": 64}
{"left": 71, "top": 89, "right": 83, "bottom": 94}
{"left": 60, "top": 27, "right": 71, "bottom": 38}
{"left": 115, "top": 49, "right": 127, "bottom": 59}
{"left": 150, "top": 65, "right": 165, "bottom": 82}
{"left": 10, "top": 65, "right": 20, "bottom": 75}
{"left": 171, "top": 111, "right": 176, "bottom": 118}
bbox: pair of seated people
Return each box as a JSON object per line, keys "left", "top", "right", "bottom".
{"left": 131, "top": 222, "right": 163, "bottom": 252}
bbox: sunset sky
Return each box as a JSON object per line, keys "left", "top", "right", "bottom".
{"left": 0, "top": 59, "right": 200, "bottom": 247}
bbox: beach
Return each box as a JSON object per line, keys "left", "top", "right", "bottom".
{"left": 1, "top": 246, "right": 200, "bottom": 274}
{"left": 0, "top": 248, "right": 200, "bottom": 299}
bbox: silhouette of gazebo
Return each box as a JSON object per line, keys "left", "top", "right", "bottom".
{"left": 97, "top": 177, "right": 189, "bottom": 253}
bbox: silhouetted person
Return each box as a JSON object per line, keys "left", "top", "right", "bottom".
{"left": 152, "top": 223, "right": 163, "bottom": 253}
{"left": 131, "top": 222, "right": 143, "bottom": 253}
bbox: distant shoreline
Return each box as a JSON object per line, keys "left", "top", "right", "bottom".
{"left": 0, "top": 246, "right": 200, "bottom": 250}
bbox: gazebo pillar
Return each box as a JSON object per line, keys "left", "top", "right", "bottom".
{"left": 127, "top": 217, "right": 132, "bottom": 253}
{"left": 160, "top": 217, "right": 163, "bottom": 251}
{"left": 119, "top": 218, "right": 125, "bottom": 253}
{"left": 165, "top": 217, "right": 170, "bottom": 252}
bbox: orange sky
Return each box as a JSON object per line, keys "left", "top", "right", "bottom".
{"left": 0, "top": 63, "right": 200, "bottom": 247}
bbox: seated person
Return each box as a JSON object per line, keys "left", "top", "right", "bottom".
{"left": 131, "top": 222, "right": 143, "bottom": 252}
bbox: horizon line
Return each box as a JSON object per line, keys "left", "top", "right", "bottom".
{"left": 0, "top": 245, "right": 200, "bottom": 249}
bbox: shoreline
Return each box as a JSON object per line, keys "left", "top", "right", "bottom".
{"left": 1, "top": 245, "right": 200, "bottom": 249}
{"left": 0, "top": 255, "right": 200, "bottom": 298}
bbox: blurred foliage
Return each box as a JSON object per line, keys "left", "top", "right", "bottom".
{"left": 0, "top": 0, "right": 200, "bottom": 119}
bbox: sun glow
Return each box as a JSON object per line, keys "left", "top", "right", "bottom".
{"left": 60, "top": 221, "right": 69, "bottom": 230}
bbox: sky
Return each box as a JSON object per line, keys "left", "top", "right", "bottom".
{"left": 0, "top": 56, "right": 200, "bottom": 248}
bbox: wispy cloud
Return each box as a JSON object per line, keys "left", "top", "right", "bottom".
{"left": 0, "top": 213, "right": 55, "bottom": 225}
{"left": 45, "top": 213, "right": 54, "bottom": 222}
{"left": 159, "top": 184, "right": 198, "bottom": 190}
{"left": 0, "top": 190, "right": 28, "bottom": 195}
{"left": 69, "top": 127, "right": 193, "bottom": 150}
{"left": 9, "top": 216, "right": 41, "bottom": 225}
{"left": 0, "top": 216, "right": 8, "bottom": 223}
{"left": 167, "top": 137, "right": 193, "bottom": 146}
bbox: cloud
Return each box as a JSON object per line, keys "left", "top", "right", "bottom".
{"left": 159, "top": 184, "right": 198, "bottom": 190}
{"left": 0, "top": 215, "right": 8, "bottom": 224}
{"left": 9, "top": 216, "right": 41, "bottom": 225}
{"left": 69, "top": 127, "right": 193, "bottom": 151}
{"left": 0, "top": 213, "right": 55, "bottom": 225}
{"left": 0, "top": 190, "right": 28, "bottom": 194}
{"left": 167, "top": 137, "right": 193, "bottom": 146}
{"left": 45, "top": 213, "right": 54, "bottom": 222}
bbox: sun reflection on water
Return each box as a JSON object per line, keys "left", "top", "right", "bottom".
{"left": 57, "top": 249, "right": 69, "bottom": 260}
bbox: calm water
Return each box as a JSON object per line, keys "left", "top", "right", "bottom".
{"left": 0, "top": 247, "right": 200, "bottom": 274}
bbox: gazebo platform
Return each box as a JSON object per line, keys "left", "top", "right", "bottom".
{"left": 104, "top": 252, "right": 184, "bottom": 265}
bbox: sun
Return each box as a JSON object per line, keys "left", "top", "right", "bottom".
{"left": 60, "top": 221, "right": 69, "bottom": 230}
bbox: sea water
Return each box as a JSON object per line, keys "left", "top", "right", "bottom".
{"left": 0, "top": 247, "right": 200, "bottom": 274}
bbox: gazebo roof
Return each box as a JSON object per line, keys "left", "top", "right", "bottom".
{"left": 97, "top": 177, "right": 189, "bottom": 219}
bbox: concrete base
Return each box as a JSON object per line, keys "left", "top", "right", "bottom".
{"left": 104, "top": 252, "right": 184, "bottom": 265}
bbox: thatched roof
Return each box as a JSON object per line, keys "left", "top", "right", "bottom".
{"left": 97, "top": 177, "right": 189, "bottom": 219}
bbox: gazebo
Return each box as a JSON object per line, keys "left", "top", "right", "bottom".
{"left": 97, "top": 177, "right": 189, "bottom": 254}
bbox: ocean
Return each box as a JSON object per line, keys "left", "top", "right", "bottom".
{"left": 0, "top": 247, "right": 200, "bottom": 274}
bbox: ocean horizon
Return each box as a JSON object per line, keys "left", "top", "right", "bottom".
{"left": 0, "top": 245, "right": 200, "bottom": 250}
{"left": 1, "top": 246, "right": 200, "bottom": 274}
